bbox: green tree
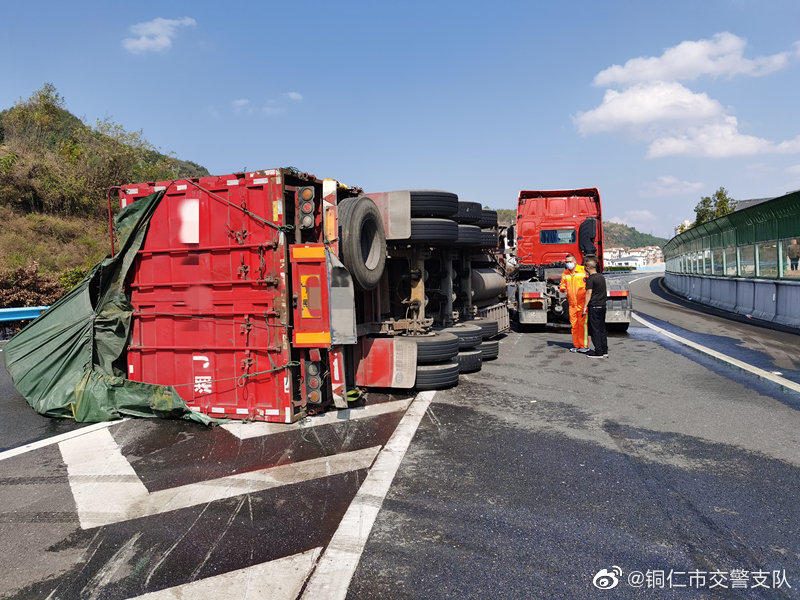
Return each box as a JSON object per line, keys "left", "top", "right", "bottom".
{"left": 693, "top": 186, "right": 736, "bottom": 227}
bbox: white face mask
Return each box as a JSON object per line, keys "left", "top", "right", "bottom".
{"left": 565, "top": 261, "right": 576, "bottom": 270}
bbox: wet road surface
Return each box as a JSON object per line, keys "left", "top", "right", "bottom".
{"left": 1, "top": 275, "right": 799, "bottom": 598}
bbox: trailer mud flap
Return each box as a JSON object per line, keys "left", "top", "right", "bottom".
{"left": 355, "top": 336, "right": 417, "bottom": 389}
{"left": 290, "top": 244, "right": 332, "bottom": 347}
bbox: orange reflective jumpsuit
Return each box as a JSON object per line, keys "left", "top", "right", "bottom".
{"left": 559, "top": 265, "right": 588, "bottom": 349}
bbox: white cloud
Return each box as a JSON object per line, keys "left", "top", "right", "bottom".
{"left": 647, "top": 118, "right": 773, "bottom": 158}
{"left": 608, "top": 210, "right": 660, "bottom": 233}
{"left": 646, "top": 119, "right": 800, "bottom": 158}
{"left": 594, "top": 32, "right": 793, "bottom": 86}
{"left": 284, "top": 92, "right": 303, "bottom": 101}
{"left": 123, "top": 17, "right": 196, "bottom": 54}
{"left": 233, "top": 99, "right": 250, "bottom": 112}
{"left": 577, "top": 33, "right": 800, "bottom": 158}
{"left": 574, "top": 82, "right": 724, "bottom": 135}
{"left": 639, "top": 176, "right": 704, "bottom": 197}
{"left": 263, "top": 105, "right": 285, "bottom": 116}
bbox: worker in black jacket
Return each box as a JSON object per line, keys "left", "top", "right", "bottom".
{"left": 581, "top": 257, "right": 608, "bottom": 358}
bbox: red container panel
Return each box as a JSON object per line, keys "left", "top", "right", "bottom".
{"left": 122, "top": 171, "right": 302, "bottom": 422}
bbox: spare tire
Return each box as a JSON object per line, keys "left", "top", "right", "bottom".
{"left": 410, "top": 190, "right": 459, "bottom": 217}
{"left": 338, "top": 196, "right": 386, "bottom": 291}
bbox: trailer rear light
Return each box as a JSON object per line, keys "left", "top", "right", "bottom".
{"left": 304, "top": 360, "right": 323, "bottom": 404}
{"left": 298, "top": 186, "right": 316, "bottom": 229}
{"left": 522, "top": 292, "right": 542, "bottom": 299}
{"left": 609, "top": 290, "right": 628, "bottom": 297}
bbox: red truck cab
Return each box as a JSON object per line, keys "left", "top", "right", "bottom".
{"left": 509, "top": 188, "right": 631, "bottom": 331}
{"left": 515, "top": 188, "right": 603, "bottom": 271}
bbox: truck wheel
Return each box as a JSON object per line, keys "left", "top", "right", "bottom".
{"left": 440, "top": 323, "right": 483, "bottom": 349}
{"left": 479, "top": 230, "right": 498, "bottom": 249}
{"left": 415, "top": 361, "right": 460, "bottom": 390}
{"left": 410, "top": 191, "right": 459, "bottom": 217}
{"left": 478, "top": 340, "right": 499, "bottom": 360}
{"left": 455, "top": 349, "right": 482, "bottom": 373}
{"left": 454, "top": 201, "right": 482, "bottom": 224}
{"left": 466, "top": 318, "right": 499, "bottom": 340}
{"left": 454, "top": 224, "right": 481, "bottom": 246}
{"left": 409, "top": 218, "right": 458, "bottom": 244}
{"left": 477, "top": 209, "right": 498, "bottom": 229}
{"left": 339, "top": 196, "right": 387, "bottom": 291}
{"left": 409, "top": 331, "right": 460, "bottom": 363}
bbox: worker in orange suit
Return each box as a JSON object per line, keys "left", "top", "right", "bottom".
{"left": 559, "top": 253, "right": 588, "bottom": 352}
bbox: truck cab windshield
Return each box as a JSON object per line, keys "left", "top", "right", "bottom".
{"left": 540, "top": 229, "right": 576, "bottom": 244}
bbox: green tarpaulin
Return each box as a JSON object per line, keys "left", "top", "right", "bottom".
{"left": 2, "top": 191, "right": 211, "bottom": 424}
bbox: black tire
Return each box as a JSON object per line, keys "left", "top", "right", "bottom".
{"left": 478, "top": 340, "right": 499, "bottom": 360}
{"left": 415, "top": 360, "right": 460, "bottom": 390}
{"left": 454, "top": 224, "right": 481, "bottom": 246}
{"left": 477, "top": 209, "right": 498, "bottom": 229}
{"left": 409, "top": 218, "right": 458, "bottom": 244}
{"left": 453, "top": 201, "right": 483, "bottom": 224}
{"left": 410, "top": 190, "right": 459, "bottom": 217}
{"left": 440, "top": 323, "right": 483, "bottom": 349}
{"left": 409, "top": 331, "right": 460, "bottom": 363}
{"left": 455, "top": 349, "right": 482, "bottom": 373}
{"left": 467, "top": 318, "right": 499, "bottom": 340}
{"left": 608, "top": 322, "right": 630, "bottom": 333}
{"left": 479, "top": 230, "right": 498, "bottom": 249}
{"left": 338, "top": 196, "right": 386, "bottom": 291}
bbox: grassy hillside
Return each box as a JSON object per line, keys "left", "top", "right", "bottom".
{"left": 0, "top": 84, "right": 210, "bottom": 309}
{"left": 603, "top": 222, "right": 667, "bottom": 248}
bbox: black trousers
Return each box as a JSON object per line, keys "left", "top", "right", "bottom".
{"left": 587, "top": 304, "right": 608, "bottom": 355}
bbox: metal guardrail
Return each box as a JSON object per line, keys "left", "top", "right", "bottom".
{"left": 0, "top": 306, "right": 49, "bottom": 322}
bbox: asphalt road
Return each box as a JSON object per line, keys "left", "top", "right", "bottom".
{"left": 1, "top": 274, "right": 799, "bottom": 599}
{"left": 348, "top": 274, "right": 800, "bottom": 599}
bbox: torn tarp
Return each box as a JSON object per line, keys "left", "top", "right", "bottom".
{"left": 2, "top": 191, "right": 211, "bottom": 424}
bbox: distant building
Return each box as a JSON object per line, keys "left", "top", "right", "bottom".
{"left": 629, "top": 246, "right": 664, "bottom": 265}
{"left": 604, "top": 245, "right": 662, "bottom": 266}
{"left": 606, "top": 255, "right": 647, "bottom": 269}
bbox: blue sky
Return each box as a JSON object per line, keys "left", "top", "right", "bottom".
{"left": 3, "top": 0, "right": 800, "bottom": 239}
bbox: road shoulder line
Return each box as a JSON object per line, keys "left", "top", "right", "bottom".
{"left": 300, "top": 390, "right": 436, "bottom": 600}
{"left": 632, "top": 311, "right": 800, "bottom": 395}
{"left": 0, "top": 419, "right": 127, "bottom": 462}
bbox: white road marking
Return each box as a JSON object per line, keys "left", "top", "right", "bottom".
{"left": 632, "top": 311, "right": 800, "bottom": 395}
{"left": 222, "top": 398, "right": 413, "bottom": 440}
{"left": 0, "top": 419, "right": 128, "bottom": 462}
{"left": 129, "top": 547, "right": 322, "bottom": 600}
{"left": 301, "top": 390, "right": 436, "bottom": 600}
{"left": 59, "top": 428, "right": 381, "bottom": 529}
{"left": 628, "top": 274, "right": 659, "bottom": 284}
